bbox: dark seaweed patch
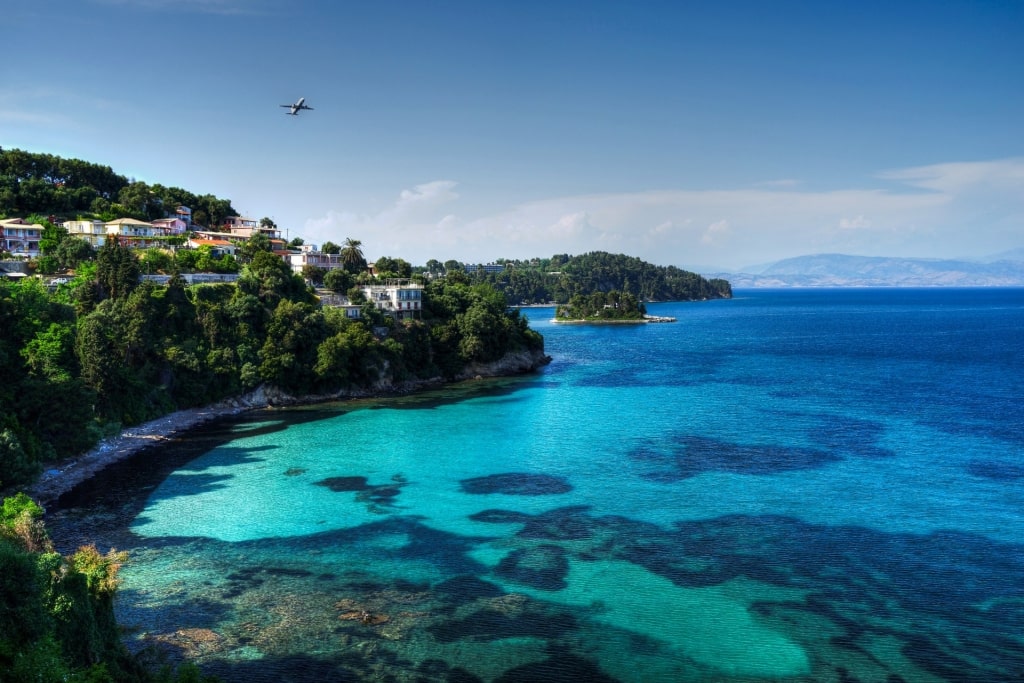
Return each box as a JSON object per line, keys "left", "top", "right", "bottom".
{"left": 263, "top": 567, "right": 313, "bottom": 578}
{"left": 494, "top": 649, "right": 620, "bottom": 683}
{"left": 428, "top": 606, "right": 578, "bottom": 644}
{"left": 520, "top": 505, "right": 594, "bottom": 541}
{"left": 416, "top": 659, "right": 485, "bottom": 683}
{"left": 433, "top": 575, "right": 505, "bottom": 601}
{"left": 460, "top": 473, "right": 572, "bottom": 496}
{"left": 469, "top": 509, "right": 533, "bottom": 524}
{"left": 495, "top": 544, "right": 570, "bottom": 591}
{"left": 966, "top": 460, "right": 1024, "bottom": 481}
{"left": 314, "top": 476, "right": 369, "bottom": 491}
{"left": 808, "top": 415, "right": 896, "bottom": 459}
{"left": 315, "top": 475, "right": 410, "bottom": 510}
{"left": 631, "top": 435, "right": 841, "bottom": 481}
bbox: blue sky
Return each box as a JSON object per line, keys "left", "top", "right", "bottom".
{"left": 3, "top": 0, "right": 1022, "bottom": 270}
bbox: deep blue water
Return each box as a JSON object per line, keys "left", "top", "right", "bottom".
{"left": 49, "top": 288, "right": 1024, "bottom": 682}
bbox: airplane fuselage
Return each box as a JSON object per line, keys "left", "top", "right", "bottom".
{"left": 281, "top": 97, "right": 313, "bottom": 115}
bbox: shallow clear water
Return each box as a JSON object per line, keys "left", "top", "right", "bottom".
{"left": 49, "top": 288, "right": 1024, "bottom": 682}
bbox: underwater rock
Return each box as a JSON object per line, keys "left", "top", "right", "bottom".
{"left": 152, "top": 628, "right": 226, "bottom": 657}
{"left": 338, "top": 610, "right": 391, "bottom": 626}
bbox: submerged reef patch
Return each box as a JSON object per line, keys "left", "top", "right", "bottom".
{"left": 314, "top": 474, "right": 410, "bottom": 511}
{"left": 460, "top": 473, "right": 572, "bottom": 496}
{"left": 966, "top": 460, "right": 1024, "bottom": 481}
{"left": 315, "top": 475, "right": 370, "bottom": 491}
{"left": 631, "top": 435, "right": 842, "bottom": 481}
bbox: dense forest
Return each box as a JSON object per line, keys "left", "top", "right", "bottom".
{"left": 458, "top": 251, "right": 732, "bottom": 304}
{"left": 555, "top": 289, "right": 647, "bottom": 321}
{"left": 0, "top": 147, "right": 237, "bottom": 227}
{"left": 0, "top": 236, "right": 544, "bottom": 491}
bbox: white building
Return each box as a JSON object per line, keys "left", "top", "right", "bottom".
{"left": 288, "top": 245, "right": 345, "bottom": 274}
{"left": 104, "top": 218, "right": 172, "bottom": 249}
{"left": 361, "top": 279, "right": 423, "bottom": 320}
{"left": 63, "top": 219, "right": 108, "bottom": 248}
{"left": 0, "top": 218, "right": 43, "bottom": 256}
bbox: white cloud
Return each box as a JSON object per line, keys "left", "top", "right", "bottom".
{"left": 839, "top": 215, "right": 871, "bottom": 229}
{"left": 877, "top": 158, "right": 1024, "bottom": 193}
{"left": 396, "top": 180, "right": 459, "bottom": 210}
{"left": 550, "top": 212, "right": 591, "bottom": 239}
{"left": 755, "top": 179, "right": 802, "bottom": 188}
{"left": 702, "top": 219, "right": 731, "bottom": 245}
{"left": 303, "top": 158, "right": 1024, "bottom": 270}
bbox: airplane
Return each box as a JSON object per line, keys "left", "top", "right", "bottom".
{"left": 281, "top": 97, "right": 313, "bottom": 115}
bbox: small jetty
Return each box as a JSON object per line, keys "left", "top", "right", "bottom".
{"left": 643, "top": 315, "right": 676, "bottom": 323}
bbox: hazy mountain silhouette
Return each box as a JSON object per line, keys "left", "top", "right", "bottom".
{"left": 708, "top": 252, "right": 1024, "bottom": 287}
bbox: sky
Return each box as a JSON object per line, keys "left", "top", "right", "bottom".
{"left": 3, "top": 0, "right": 1022, "bottom": 272}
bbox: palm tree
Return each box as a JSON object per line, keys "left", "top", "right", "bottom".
{"left": 341, "top": 237, "right": 366, "bottom": 274}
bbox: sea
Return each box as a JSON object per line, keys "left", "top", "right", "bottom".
{"left": 47, "top": 288, "right": 1024, "bottom": 682}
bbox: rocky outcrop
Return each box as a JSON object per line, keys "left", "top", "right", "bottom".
{"left": 454, "top": 348, "right": 552, "bottom": 381}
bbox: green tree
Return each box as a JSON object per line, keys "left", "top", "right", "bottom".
{"left": 314, "top": 321, "right": 381, "bottom": 388}
{"left": 301, "top": 264, "right": 326, "bottom": 285}
{"left": 94, "top": 236, "right": 139, "bottom": 301}
{"left": 35, "top": 219, "right": 67, "bottom": 256}
{"left": 340, "top": 237, "right": 366, "bottom": 274}
{"left": 323, "top": 268, "right": 353, "bottom": 293}
{"left": 139, "top": 247, "right": 173, "bottom": 275}
{"left": 258, "top": 300, "right": 326, "bottom": 392}
{"left": 373, "top": 256, "right": 412, "bottom": 278}
{"left": 237, "top": 232, "right": 272, "bottom": 264}
{"left": 54, "top": 237, "right": 95, "bottom": 271}
{"left": 321, "top": 240, "right": 341, "bottom": 254}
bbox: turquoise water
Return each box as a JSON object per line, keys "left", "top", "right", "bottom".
{"left": 50, "top": 288, "right": 1024, "bottom": 681}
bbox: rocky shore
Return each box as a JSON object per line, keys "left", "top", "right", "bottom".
{"left": 23, "top": 349, "right": 551, "bottom": 507}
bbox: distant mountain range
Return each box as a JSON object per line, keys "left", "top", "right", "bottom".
{"left": 707, "top": 252, "right": 1024, "bottom": 287}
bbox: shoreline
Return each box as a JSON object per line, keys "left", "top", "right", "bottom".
{"left": 24, "top": 403, "right": 250, "bottom": 507}
{"left": 20, "top": 349, "right": 552, "bottom": 508}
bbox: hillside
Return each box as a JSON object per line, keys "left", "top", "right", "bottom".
{"left": 0, "top": 147, "right": 237, "bottom": 227}
{"left": 469, "top": 251, "right": 733, "bottom": 304}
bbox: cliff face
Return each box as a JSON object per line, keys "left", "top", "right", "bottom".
{"left": 455, "top": 348, "right": 552, "bottom": 380}
{"left": 236, "top": 348, "right": 552, "bottom": 407}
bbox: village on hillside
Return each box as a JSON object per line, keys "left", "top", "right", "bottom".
{"left": 0, "top": 208, "right": 507, "bottom": 322}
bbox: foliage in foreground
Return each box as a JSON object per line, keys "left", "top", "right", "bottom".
{"left": 0, "top": 493, "right": 217, "bottom": 682}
